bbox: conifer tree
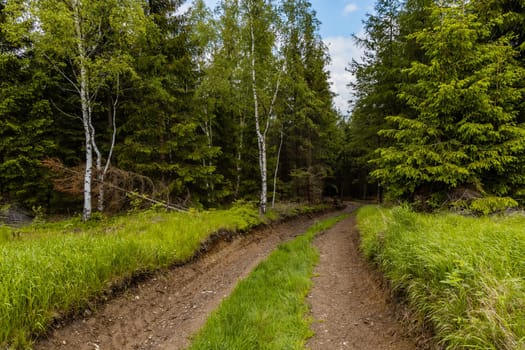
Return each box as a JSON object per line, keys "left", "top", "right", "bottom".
{"left": 0, "top": 1, "right": 55, "bottom": 208}
{"left": 346, "top": 0, "right": 403, "bottom": 199}
{"left": 373, "top": 0, "right": 525, "bottom": 204}
{"left": 279, "top": 0, "right": 339, "bottom": 202}
{"left": 117, "top": 0, "right": 219, "bottom": 207}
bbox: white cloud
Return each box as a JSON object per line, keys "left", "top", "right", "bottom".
{"left": 324, "top": 35, "right": 364, "bottom": 115}
{"left": 343, "top": 3, "right": 358, "bottom": 15}
{"left": 177, "top": 0, "right": 218, "bottom": 15}
{"left": 176, "top": 1, "right": 192, "bottom": 15}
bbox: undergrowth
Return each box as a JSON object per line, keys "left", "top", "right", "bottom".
{"left": 0, "top": 202, "right": 328, "bottom": 349}
{"left": 357, "top": 205, "right": 525, "bottom": 349}
{"left": 188, "top": 214, "right": 348, "bottom": 350}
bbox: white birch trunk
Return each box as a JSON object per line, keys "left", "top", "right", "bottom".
{"left": 200, "top": 104, "right": 213, "bottom": 193}
{"left": 74, "top": 0, "right": 93, "bottom": 221}
{"left": 250, "top": 20, "right": 267, "bottom": 214}
{"left": 97, "top": 76, "right": 119, "bottom": 212}
{"left": 81, "top": 95, "right": 93, "bottom": 221}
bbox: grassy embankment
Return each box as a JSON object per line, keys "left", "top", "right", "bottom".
{"left": 357, "top": 205, "right": 525, "bottom": 349}
{"left": 0, "top": 203, "right": 327, "bottom": 348}
{"left": 188, "top": 214, "right": 348, "bottom": 350}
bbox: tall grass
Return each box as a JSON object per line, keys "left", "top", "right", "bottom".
{"left": 357, "top": 205, "right": 525, "bottom": 349}
{"left": 188, "top": 214, "right": 348, "bottom": 350}
{"left": 0, "top": 205, "right": 265, "bottom": 348}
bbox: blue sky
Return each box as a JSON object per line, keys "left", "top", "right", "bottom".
{"left": 310, "top": 0, "right": 375, "bottom": 113}
{"left": 187, "top": 0, "right": 375, "bottom": 113}
{"left": 310, "top": 0, "right": 373, "bottom": 38}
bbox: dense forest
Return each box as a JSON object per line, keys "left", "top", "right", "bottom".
{"left": 0, "top": 0, "right": 340, "bottom": 220}
{"left": 346, "top": 0, "right": 525, "bottom": 211}
{"left": 2, "top": 0, "right": 525, "bottom": 220}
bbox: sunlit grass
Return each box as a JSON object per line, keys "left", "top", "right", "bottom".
{"left": 0, "top": 204, "right": 265, "bottom": 349}
{"left": 188, "top": 214, "right": 348, "bottom": 350}
{"left": 357, "top": 205, "right": 525, "bottom": 349}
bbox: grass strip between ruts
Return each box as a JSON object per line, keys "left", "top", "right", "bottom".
{"left": 0, "top": 203, "right": 328, "bottom": 349}
{"left": 188, "top": 213, "right": 349, "bottom": 350}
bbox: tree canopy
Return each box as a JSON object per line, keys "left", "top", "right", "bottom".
{"left": 345, "top": 0, "right": 525, "bottom": 209}
{"left": 0, "top": 0, "right": 340, "bottom": 218}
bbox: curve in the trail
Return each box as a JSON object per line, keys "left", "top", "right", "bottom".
{"left": 36, "top": 205, "right": 420, "bottom": 350}
{"left": 35, "top": 209, "right": 349, "bottom": 350}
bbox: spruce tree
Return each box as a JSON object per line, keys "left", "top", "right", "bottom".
{"left": 0, "top": 1, "right": 55, "bottom": 208}
{"left": 277, "top": 0, "right": 340, "bottom": 202}
{"left": 373, "top": 0, "right": 525, "bottom": 204}
{"left": 345, "top": 0, "right": 403, "bottom": 199}
{"left": 117, "top": 0, "right": 219, "bottom": 207}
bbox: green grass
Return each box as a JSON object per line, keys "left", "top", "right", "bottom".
{"left": 357, "top": 205, "right": 525, "bottom": 349}
{"left": 0, "top": 204, "right": 266, "bottom": 349}
{"left": 187, "top": 214, "right": 348, "bottom": 350}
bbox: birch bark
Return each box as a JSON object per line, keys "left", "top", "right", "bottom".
{"left": 250, "top": 20, "right": 267, "bottom": 214}
{"left": 249, "top": 15, "right": 281, "bottom": 214}
{"left": 73, "top": 0, "right": 93, "bottom": 221}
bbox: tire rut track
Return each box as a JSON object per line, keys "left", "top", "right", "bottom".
{"left": 35, "top": 209, "right": 346, "bottom": 350}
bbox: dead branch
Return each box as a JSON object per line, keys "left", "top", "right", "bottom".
{"left": 42, "top": 158, "right": 188, "bottom": 213}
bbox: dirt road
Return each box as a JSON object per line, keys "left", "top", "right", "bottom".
{"left": 35, "top": 209, "right": 348, "bottom": 350}
{"left": 307, "top": 215, "right": 416, "bottom": 349}
{"left": 35, "top": 205, "right": 419, "bottom": 350}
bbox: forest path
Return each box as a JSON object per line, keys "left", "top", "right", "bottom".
{"left": 35, "top": 208, "right": 350, "bottom": 350}
{"left": 307, "top": 214, "right": 417, "bottom": 350}
{"left": 35, "top": 204, "right": 419, "bottom": 350}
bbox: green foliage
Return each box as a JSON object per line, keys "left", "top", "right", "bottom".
{"left": 343, "top": 0, "right": 403, "bottom": 199}
{"left": 0, "top": 5, "right": 55, "bottom": 207}
{"left": 469, "top": 197, "right": 518, "bottom": 216}
{"left": 343, "top": 0, "right": 525, "bottom": 204}
{"left": 358, "top": 205, "right": 525, "bottom": 349}
{"left": 373, "top": 1, "right": 525, "bottom": 201}
{"left": 188, "top": 214, "right": 348, "bottom": 350}
{"left": 278, "top": 0, "right": 341, "bottom": 201}
{"left": 0, "top": 0, "right": 339, "bottom": 215}
{"left": 117, "top": 1, "right": 221, "bottom": 206}
{"left": 0, "top": 205, "right": 264, "bottom": 348}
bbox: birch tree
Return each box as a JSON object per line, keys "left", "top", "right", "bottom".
{"left": 4, "top": 0, "right": 147, "bottom": 220}
{"left": 241, "top": 0, "right": 282, "bottom": 214}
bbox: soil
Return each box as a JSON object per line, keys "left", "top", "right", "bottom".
{"left": 307, "top": 215, "right": 417, "bottom": 350}
{"left": 35, "top": 204, "right": 421, "bottom": 350}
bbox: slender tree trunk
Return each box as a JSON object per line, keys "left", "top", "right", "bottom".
{"left": 201, "top": 104, "right": 213, "bottom": 194}
{"left": 250, "top": 20, "right": 267, "bottom": 214}
{"left": 74, "top": 0, "right": 92, "bottom": 221}
{"left": 235, "top": 113, "right": 244, "bottom": 199}
{"left": 272, "top": 125, "right": 284, "bottom": 208}
{"left": 90, "top": 116, "right": 103, "bottom": 211}
{"left": 98, "top": 82, "right": 118, "bottom": 212}
{"left": 81, "top": 95, "right": 93, "bottom": 221}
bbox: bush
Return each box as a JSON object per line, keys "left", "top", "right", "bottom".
{"left": 469, "top": 196, "right": 518, "bottom": 215}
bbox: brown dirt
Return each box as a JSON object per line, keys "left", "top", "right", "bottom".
{"left": 307, "top": 215, "right": 417, "bottom": 350}
{"left": 34, "top": 209, "right": 347, "bottom": 350}
{"left": 35, "top": 205, "right": 422, "bottom": 350}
